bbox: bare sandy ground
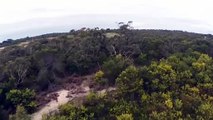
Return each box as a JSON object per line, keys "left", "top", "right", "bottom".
{"left": 17, "top": 41, "right": 30, "bottom": 48}
{"left": 31, "top": 90, "right": 70, "bottom": 120}
{"left": 31, "top": 86, "right": 116, "bottom": 120}
{"left": 31, "top": 86, "right": 91, "bottom": 120}
{"left": 0, "top": 47, "right": 5, "bottom": 52}
{"left": 31, "top": 73, "right": 116, "bottom": 120}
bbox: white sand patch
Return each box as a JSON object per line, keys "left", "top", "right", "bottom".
{"left": 31, "top": 84, "right": 116, "bottom": 120}
{"left": 0, "top": 47, "right": 5, "bottom": 52}
{"left": 17, "top": 41, "right": 30, "bottom": 48}
{"left": 31, "top": 90, "right": 70, "bottom": 120}
{"left": 105, "top": 32, "right": 120, "bottom": 38}
{"left": 31, "top": 86, "right": 91, "bottom": 120}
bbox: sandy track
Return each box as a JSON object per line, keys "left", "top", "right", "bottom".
{"left": 31, "top": 86, "right": 91, "bottom": 120}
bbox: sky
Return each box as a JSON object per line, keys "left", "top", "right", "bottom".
{"left": 0, "top": 0, "right": 213, "bottom": 41}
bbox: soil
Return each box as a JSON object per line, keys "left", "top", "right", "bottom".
{"left": 31, "top": 74, "right": 116, "bottom": 120}
{"left": 31, "top": 74, "right": 94, "bottom": 120}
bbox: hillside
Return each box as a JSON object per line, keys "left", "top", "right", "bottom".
{"left": 0, "top": 26, "right": 213, "bottom": 120}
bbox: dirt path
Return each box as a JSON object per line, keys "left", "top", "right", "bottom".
{"left": 31, "top": 85, "right": 91, "bottom": 120}
{"left": 31, "top": 86, "right": 116, "bottom": 120}
{"left": 31, "top": 75, "right": 91, "bottom": 120}
{"left": 31, "top": 74, "right": 93, "bottom": 120}
{"left": 31, "top": 90, "right": 70, "bottom": 120}
{"left": 31, "top": 74, "right": 116, "bottom": 120}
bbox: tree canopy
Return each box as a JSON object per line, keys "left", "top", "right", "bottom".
{"left": 0, "top": 27, "right": 212, "bottom": 120}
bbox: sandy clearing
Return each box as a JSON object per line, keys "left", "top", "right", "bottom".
{"left": 31, "top": 86, "right": 91, "bottom": 120}
{"left": 31, "top": 90, "right": 70, "bottom": 120}
{"left": 0, "top": 47, "right": 5, "bottom": 52}
{"left": 31, "top": 82, "right": 115, "bottom": 120}
{"left": 17, "top": 41, "right": 30, "bottom": 48}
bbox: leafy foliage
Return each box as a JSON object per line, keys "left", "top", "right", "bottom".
{"left": 9, "top": 105, "right": 30, "bottom": 120}
{"left": 6, "top": 89, "right": 37, "bottom": 112}
{"left": 116, "top": 113, "right": 134, "bottom": 120}
{"left": 116, "top": 66, "right": 143, "bottom": 99}
{"left": 0, "top": 27, "right": 213, "bottom": 119}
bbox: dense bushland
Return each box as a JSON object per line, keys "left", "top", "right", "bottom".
{"left": 0, "top": 24, "right": 213, "bottom": 119}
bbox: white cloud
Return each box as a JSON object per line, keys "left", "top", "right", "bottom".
{"left": 0, "top": 0, "right": 144, "bottom": 24}
{"left": 0, "top": 0, "right": 213, "bottom": 40}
